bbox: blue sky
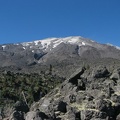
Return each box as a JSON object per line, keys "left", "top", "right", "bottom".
{"left": 0, "top": 0, "right": 120, "bottom": 46}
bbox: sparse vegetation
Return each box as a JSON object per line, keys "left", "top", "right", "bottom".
{"left": 0, "top": 70, "right": 64, "bottom": 108}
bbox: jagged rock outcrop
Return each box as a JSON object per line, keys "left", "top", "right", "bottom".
{"left": 21, "top": 65, "right": 120, "bottom": 120}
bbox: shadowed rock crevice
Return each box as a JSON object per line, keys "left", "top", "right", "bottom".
{"left": 69, "top": 67, "right": 86, "bottom": 85}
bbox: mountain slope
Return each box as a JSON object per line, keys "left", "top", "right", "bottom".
{"left": 0, "top": 36, "right": 120, "bottom": 77}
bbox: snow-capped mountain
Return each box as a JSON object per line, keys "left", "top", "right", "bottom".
{"left": 22, "top": 37, "right": 92, "bottom": 50}
{"left": 19, "top": 36, "right": 120, "bottom": 53}
{"left": 0, "top": 36, "right": 120, "bottom": 75}
{"left": 20, "top": 37, "right": 103, "bottom": 49}
{"left": 20, "top": 36, "right": 94, "bottom": 52}
{"left": 1, "top": 36, "right": 120, "bottom": 52}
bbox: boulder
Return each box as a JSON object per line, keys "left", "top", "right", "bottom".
{"left": 95, "top": 99, "right": 115, "bottom": 118}
{"left": 9, "top": 110, "right": 24, "bottom": 120}
{"left": 25, "top": 109, "right": 48, "bottom": 120}
{"left": 110, "top": 73, "right": 119, "bottom": 80}
{"left": 95, "top": 99, "right": 111, "bottom": 112}
{"left": 81, "top": 110, "right": 94, "bottom": 120}
{"left": 114, "top": 103, "right": 120, "bottom": 116}
{"left": 69, "top": 67, "right": 85, "bottom": 85}
{"left": 25, "top": 111, "right": 40, "bottom": 120}
{"left": 66, "top": 106, "right": 79, "bottom": 120}
{"left": 14, "top": 101, "right": 29, "bottom": 113}
{"left": 67, "top": 110, "right": 76, "bottom": 120}
{"left": 92, "top": 66, "right": 110, "bottom": 78}
{"left": 116, "top": 113, "right": 120, "bottom": 120}
{"left": 111, "top": 94, "right": 120, "bottom": 103}
{"left": 77, "top": 79, "right": 86, "bottom": 91}
{"left": 56, "top": 101, "right": 67, "bottom": 113}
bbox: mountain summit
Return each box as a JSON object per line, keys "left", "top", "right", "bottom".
{"left": 21, "top": 36, "right": 120, "bottom": 52}
{"left": 21, "top": 36, "right": 96, "bottom": 51}
{"left": 0, "top": 36, "right": 120, "bottom": 76}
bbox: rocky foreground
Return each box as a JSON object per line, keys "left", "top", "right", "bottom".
{"left": 2, "top": 65, "right": 120, "bottom": 120}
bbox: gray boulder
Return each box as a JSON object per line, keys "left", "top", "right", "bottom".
{"left": 110, "top": 69, "right": 120, "bottom": 80}
{"left": 92, "top": 66, "right": 110, "bottom": 78}
{"left": 10, "top": 110, "right": 24, "bottom": 120}
{"left": 14, "top": 101, "right": 29, "bottom": 113}
{"left": 25, "top": 109, "right": 48, "bottom": 120}
{"left": 116, "top": 113, "right": 120, "bottom": 120}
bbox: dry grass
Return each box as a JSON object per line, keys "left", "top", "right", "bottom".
{"left": 70, "top": 103, "right": 99, "bottom": 112}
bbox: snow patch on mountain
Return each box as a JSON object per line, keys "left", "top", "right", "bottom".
{"left": 32, "top": 50, "right": 34, "bottom": 53}
{"left": 82, "top": 42, "right": 85, "bottom": 45}
{"left": 20, "top": 36, "right": 120, "bottom": 52}
{"left": 23, "top": 47, "right": 26, "bottom": 50}
{"left": 2, "top": 45, "right": 6, "bottom": 50}
{"left": 22, "top": 42, "right": 33, "bottom": 47}
{"left": 107, "top": 43, "right": 120, "bottom": 50}
{"left": 21, "top": 36, "right": 92, "bottom": 51}
{"left": 116, "top": 46, "right": 120, "bottom": 50}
